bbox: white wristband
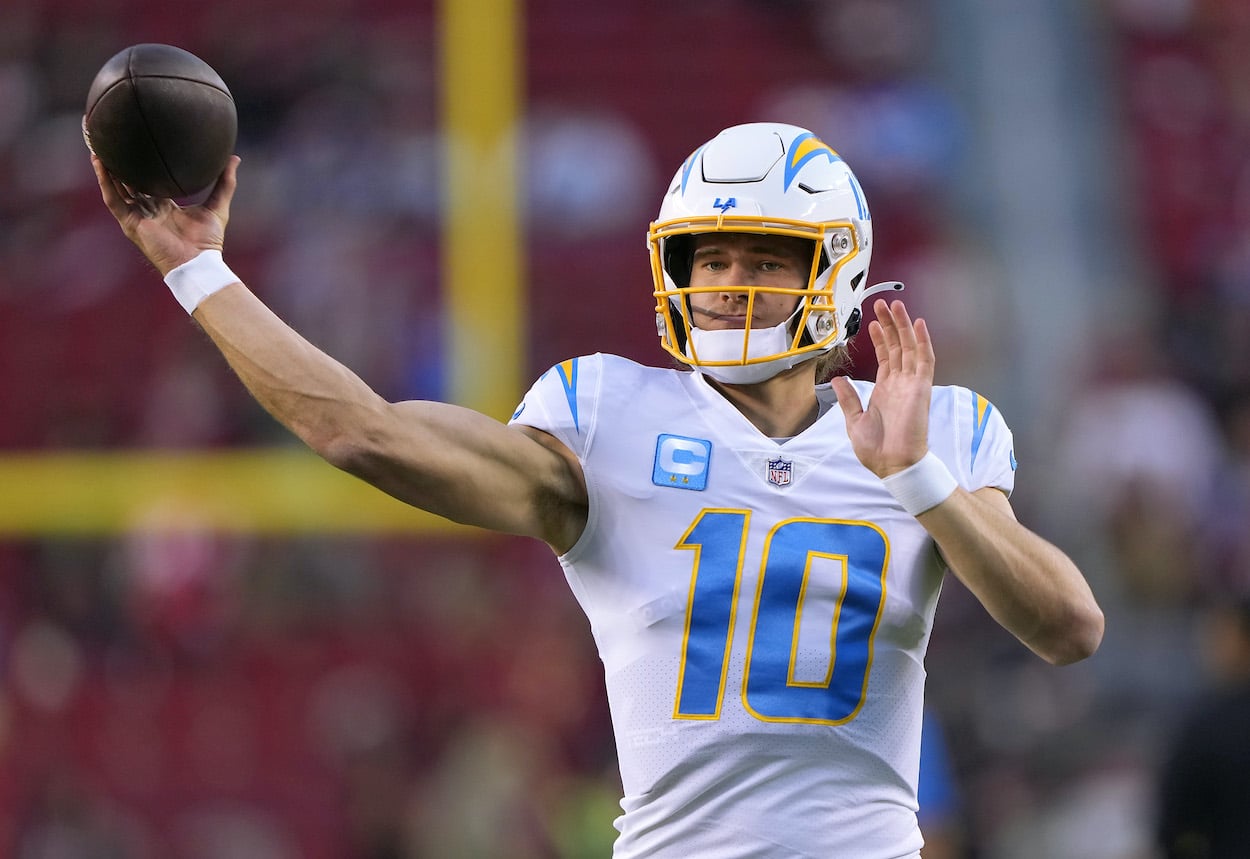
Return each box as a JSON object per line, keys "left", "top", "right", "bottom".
{"left": 881, "top": 451, "right": 959, "bottom": 516}
{"left": 163, "top": 249, "right": 239, "bottom": 314}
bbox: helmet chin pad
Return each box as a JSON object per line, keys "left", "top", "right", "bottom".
{"left": 688, "top": 321, "right": 812, "bottom": 384}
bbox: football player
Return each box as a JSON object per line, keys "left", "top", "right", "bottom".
{"left": 94, "top": 121, "right": 1103, "bottom": 858}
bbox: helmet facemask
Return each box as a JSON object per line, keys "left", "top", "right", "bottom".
{"left": 646, "top": 123, "right": 901, "bottom": 385}
{"left": 651, "top": 217, "right": 860, "bottom": 384}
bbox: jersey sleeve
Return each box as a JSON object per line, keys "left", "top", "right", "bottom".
{"left": 507, "top": 354, "right": 603, "bottom": 460}
{"left": 934, "top": 386, "right": 1017, "bottom": 495}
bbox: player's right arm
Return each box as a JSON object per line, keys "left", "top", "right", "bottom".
{"left": 93, "top": 155, "right": 589, "bottom": 552}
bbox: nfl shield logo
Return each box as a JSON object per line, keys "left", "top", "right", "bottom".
{"left": 767, "top": 457, "right": 793, "bottom": 487}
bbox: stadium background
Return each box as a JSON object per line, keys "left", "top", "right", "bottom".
{"left": 2, "top": 0, "right": 1249, "bottom": 856}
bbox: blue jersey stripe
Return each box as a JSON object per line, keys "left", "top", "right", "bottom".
{"left": 970, "top": 391, "right": 992, "bottom": 471}
{"left": 557, "top": 358, "right": 579, "bottom": 432}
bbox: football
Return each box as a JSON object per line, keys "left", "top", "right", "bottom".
{"left": 83, "top": 43, "right": 237, "bottom": 203}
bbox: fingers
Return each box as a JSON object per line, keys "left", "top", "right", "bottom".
{"left": 871, "top": 299, "right": 934, "bottom": 378}
{"left": 202, "top": 155, "right": 240, "bottom": 223}
{"left": 92, "top": 153, "right": 239, "bottom": 224}
{"left": 912, "top": 316, "right": 935, "bottom": 374}
{"left": 829, "top": 376, "right": 864, "bottom": 421}
{"left": 91, "top": 155, "right": 167, "bottom": 221}
{"left": 875, "top": 299, "right": 912, "bottom": 372}
{"left": 91, "top": 155, "right": 128, "bottom": 219}
{"left": 868, "top": 317, "right": 891, "bottom": 380}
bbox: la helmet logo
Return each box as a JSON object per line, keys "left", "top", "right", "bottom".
{"left": 712, "top": 197, "right": 737, "bottom": 213}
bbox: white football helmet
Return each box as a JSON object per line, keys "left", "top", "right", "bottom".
{"left": 648, "top": 122, "right": 902, "bottom": 383}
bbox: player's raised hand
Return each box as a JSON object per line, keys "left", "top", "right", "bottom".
{"left": 830, "top": 299, "right": 935, "bottom": 478}
{"left": 92, "top": 154, "right": 239, "bottom": 277}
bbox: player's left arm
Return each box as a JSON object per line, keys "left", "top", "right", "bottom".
{"left": 832, "top": 299, "right": 1104, "bottom": 665}
{"left": 918, "top": 484, "right": 1103, "bottom": 665}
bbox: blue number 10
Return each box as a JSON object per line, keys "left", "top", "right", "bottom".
{"left": 673, "top": 509, "right": 890, "bottom": 725}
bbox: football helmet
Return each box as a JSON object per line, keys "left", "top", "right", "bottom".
{"left": 649, "top": 122, "right": 902, "bottom": 383}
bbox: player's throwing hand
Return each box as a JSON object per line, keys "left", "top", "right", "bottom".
{"left": 92, "top": 154, "right": 239, "bottom": 277}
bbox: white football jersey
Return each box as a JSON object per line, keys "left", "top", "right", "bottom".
{"left": 510, "top": 354, "right": 1016, "bottom": 859}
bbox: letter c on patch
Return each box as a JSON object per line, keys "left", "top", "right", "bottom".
{"left": 653, "top": 434, "right": 712, "bottom": 490}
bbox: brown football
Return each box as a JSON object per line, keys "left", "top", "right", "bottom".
{"left": 84, "top": 43, "right": 237, "bottom": 202}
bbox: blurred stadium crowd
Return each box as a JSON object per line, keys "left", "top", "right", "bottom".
{"left": 1, "top": 0, "right": 1249, "bottom": 856}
